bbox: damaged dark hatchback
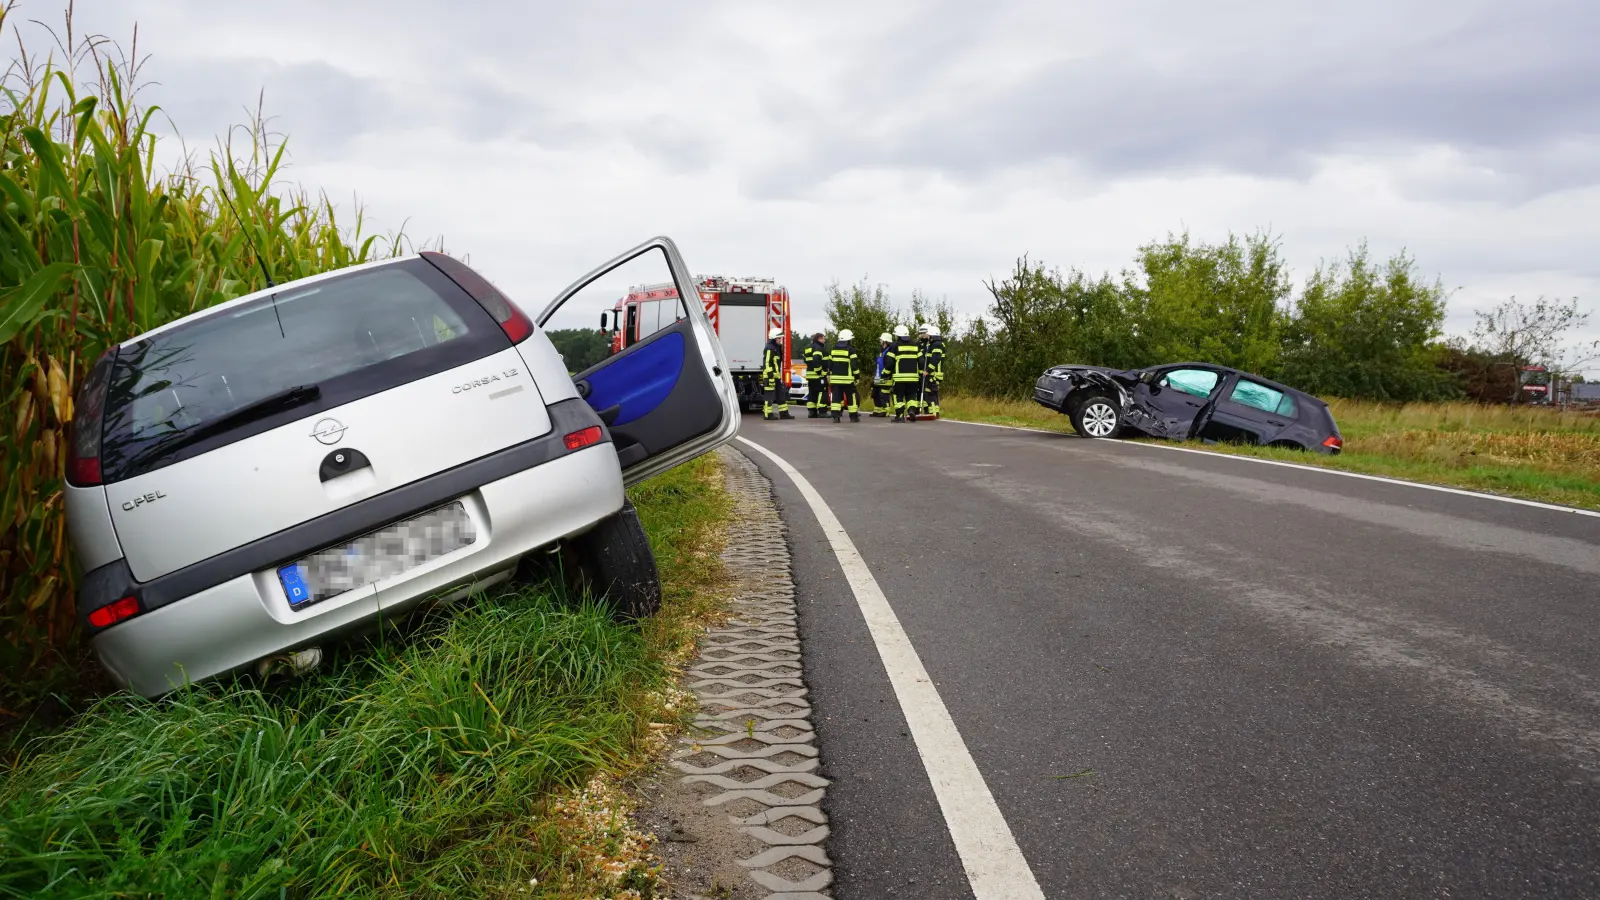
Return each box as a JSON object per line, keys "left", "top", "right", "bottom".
{"left": 1033, "top": 363, "right": 1343, "bottom": 453}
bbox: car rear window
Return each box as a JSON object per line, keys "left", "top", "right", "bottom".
{"left": 98, "top": 258, "right": 509, "bottom": 483}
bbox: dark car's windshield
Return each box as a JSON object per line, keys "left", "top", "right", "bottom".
{"left": 99, "top": 258, "right": 507, "bottom": 483}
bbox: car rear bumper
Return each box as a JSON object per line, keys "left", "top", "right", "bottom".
{"left": 90, "top": 411, "right": 625, "bottom": 698}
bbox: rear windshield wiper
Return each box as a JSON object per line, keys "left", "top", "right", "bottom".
{"left": 129, "top": 384, "right": 322, "bottom": 467}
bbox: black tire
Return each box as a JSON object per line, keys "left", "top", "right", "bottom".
{"left": 545, "top": 502, "right": 663, "bottom": 620}
{"left": 1069, "top": 394, "right": 1123, "bottom": 439}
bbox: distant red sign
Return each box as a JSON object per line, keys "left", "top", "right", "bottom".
{"left": 1523, "top": 384, "right": 1549, "bottom": 393}
{"left": 1522, "top": 365, "right": 1547, "bottom": 372}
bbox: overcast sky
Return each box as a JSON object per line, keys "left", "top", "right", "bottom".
{"left": 20, "top": 0, "right": 1600, "bottom": 369}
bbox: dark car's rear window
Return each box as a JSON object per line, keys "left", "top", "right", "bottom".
{"left": 99, "top": 258, "right": 508, "bottom": 483}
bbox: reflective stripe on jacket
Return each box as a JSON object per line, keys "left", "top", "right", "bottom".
{"left": 925, "top": 337, "right": 945, "bottom": 380}
{"left": 827, "top": 341, "right": 859, "bottom": 384}
{"left": 805, "top": 339, "right": 827, "bottom": 375}
{"left": 889, "top": 338, "right": 921, "bottom": 381}
{"left": 762, "top": 340, "right": 783, "bottom": 381}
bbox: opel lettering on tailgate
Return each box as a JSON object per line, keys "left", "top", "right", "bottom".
{"left": 121, "top": 490, "right": 168, "bottom": 512}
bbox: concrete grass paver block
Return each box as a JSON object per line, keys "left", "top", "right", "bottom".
{"left": 665, "top": 448, "right": 834, "bottom": 898}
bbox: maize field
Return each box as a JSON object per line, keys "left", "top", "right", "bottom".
{"left": 1, "top": 3, "right": 409, "bottom": 699}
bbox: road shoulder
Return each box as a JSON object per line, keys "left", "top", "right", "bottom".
{"left": 636, "top": 447, "right": 834, "bottom": 899}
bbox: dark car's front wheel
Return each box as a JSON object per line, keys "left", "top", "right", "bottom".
{"left": 1070, "top": 395, "right": 1122, "bottom": 439}
{"left": 531, "top": 502, "right": 663, "bottom": 620}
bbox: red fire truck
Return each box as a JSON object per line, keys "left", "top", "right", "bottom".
{"left": 602, "top": 275, "right": 793, "bottom": 412}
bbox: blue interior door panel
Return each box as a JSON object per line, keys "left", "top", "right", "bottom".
{"left": 581, "top": 330, "right": 684, "bottom": 426}
{"left": 572, "top": 319, "right": 722, "bottom": 471}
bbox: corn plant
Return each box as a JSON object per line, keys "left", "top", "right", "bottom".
{"left": 0, "top": 3, "right": 404, "bottom": 698}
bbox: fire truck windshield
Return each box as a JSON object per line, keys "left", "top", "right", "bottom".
{"left": 629, "top": 297, "right": 685, "bottom": 344}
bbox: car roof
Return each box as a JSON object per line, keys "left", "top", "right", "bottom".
{"left": 1155, "top": 362, "right": 1325, "bottom": 404}
{"left": 119, "top": 254, "right": 422, "bottom": 348}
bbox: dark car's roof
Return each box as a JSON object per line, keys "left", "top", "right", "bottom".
{"left": 1153, "top": 362, "right": 1326, "bottom": 405}
{"left": 1049, "top": 360, "right": 1329, "bottom": 406}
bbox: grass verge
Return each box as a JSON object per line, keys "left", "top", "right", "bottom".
{"left": 940, "top": 394, "right": 1600, "bottom": 512}
{"left": 0, "top": 454, "right": 731, "bottom": 899}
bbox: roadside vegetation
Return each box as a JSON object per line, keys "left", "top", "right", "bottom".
{"left": 938, "top": 394, "right": 1600, "bottom": 511}
{"left": 0, "top": 454, "right": 731, "bottom": 899}
{"left": 2, "top": 7, "right": 738, "bottom": 896}
{"left": 0, "top": 3, "right": 420, "bottom": 702}
{"left": 821, "top": 201, "right": 1597, "bottom": 512}
{"left": 827, "top": 236, "right": 1596, "bottom": 407}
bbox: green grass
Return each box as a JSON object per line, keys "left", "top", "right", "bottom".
{"left": 0, "top": 455, "right": 730, "bottom": 899}
{"left": 940, "top": 394, "right": 1600, "bottom": 512}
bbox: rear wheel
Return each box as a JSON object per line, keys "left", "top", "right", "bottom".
{"left": 529, "top": 502, "right": 662, "bottom": 620}
{"left": 1070, "top": 395, "right": 1122, "bottom": 439}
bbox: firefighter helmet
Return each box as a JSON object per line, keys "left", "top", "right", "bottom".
{"left": 837, "top": 329, "right": 854, "bottom": 342}
{"left": 893, "top": 324, "right": 910, "bottom": 338}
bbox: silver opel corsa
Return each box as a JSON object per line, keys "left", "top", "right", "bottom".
{"left": 64, "top": 237, "right": 739, "bottom": 697}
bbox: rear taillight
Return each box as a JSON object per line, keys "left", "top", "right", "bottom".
{"left": 66, "top": 348, "right": 118, "bottom": 487}
{"left": 498, "top": 306, "right": 534, "bottom": 343}
{"left": 87, "top": 595, "right": 140, "bottom": 629}
{"left": 564, "top": 426, "right": 604, "bottom": 451}
{"left": 1322, "top": 435, "right": 1343, "bottom": 451}
{"left": 421, "top": 251, "right": 535, "bottom": 344}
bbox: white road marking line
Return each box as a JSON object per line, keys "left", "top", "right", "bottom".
{"left": 735, "top": 436, "right": 1048, "bottom": 900}
{"left": 942, "top": 418, "right": 1600, "bottom": 519}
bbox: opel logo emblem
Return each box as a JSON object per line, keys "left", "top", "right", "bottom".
{"left": 311, "top": 418, "right": 347, "bottom": 445}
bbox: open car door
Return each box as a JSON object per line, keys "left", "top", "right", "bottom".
{"left": 1122, "top": 365, "right": 1226, "bottom": 440}
{"left": 537, "top": 236, "right": 739, "bottom": 485}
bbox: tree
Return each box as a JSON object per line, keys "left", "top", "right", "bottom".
{"left": 823, "top": 278, "right": 896, "bottom": 351}
{"left": 545, "top": 328, "right": 611, "bottom": 374}
{"left": 1279, "top": 243, "right": 1456, "bottom": 401}
{"left": 906, "top": 290, "right": 958, "bottom": 337}
{"left": 950, "top": 256, "right": 1133, "bottom": 397}
{"left": 1468, "top": 297, "right": 1596, "bottom": 402}
{"left": 1124, "top": 230, "right": 1289, "bottom": 375}
{"left": 978, "top": 255, "right": 1070, "bottom": 397}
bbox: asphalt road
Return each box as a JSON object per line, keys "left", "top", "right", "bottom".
{"left": 736, "top": 415, "right": 1600, "bottom": 899}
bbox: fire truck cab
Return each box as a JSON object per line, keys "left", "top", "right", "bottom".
{"left": 601, "top": 275, "right": 792, "bottom": 412}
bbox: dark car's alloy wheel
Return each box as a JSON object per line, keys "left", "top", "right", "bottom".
{"left": 1072, "top": 396, "right": 1122, "bottom": 439}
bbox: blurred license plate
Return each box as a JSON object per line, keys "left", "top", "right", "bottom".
{"left": 279, "top": 501, "right": 476, "bottom": 609}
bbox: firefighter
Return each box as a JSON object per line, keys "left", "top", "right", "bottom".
{"left": 803, "top": 331, "right": 828, "bottom": 418}
{"left": 762, "top": 327, "right": 793, "bottom": 420}
{"left": 913, "top": 323, "right": 931, "bottom": 419}
{"left": 922, "top": 324, "right": 945, "bottom": 418}
{"left": 827, "top": 329, "right": 861, "bottom": 422}
{"left": 888, "top": 324, "right": 921, "bottom": 422}
{"left": 870, "top": 332, "right": 893, "bottom": 417}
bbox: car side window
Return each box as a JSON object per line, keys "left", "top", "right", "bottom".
{"left": 1161, "top": 368, "right": 1219, "bottom": 397}
{"left": 1229, "top": 379, "right": 1286, "bottom": 414}
{"left": 1275, "top": 393, "right": 1298, "bottom": 417}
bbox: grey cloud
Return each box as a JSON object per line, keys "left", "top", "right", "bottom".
{"left": 745, "top": 1, "right": 1600, "bottom": 201}
{"left": 142, "top": 57, "right": 394, "bottom": 157}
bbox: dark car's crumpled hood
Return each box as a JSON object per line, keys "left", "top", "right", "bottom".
{"left": 1043, "top": 364, "right": 1138, "bottom": 381}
